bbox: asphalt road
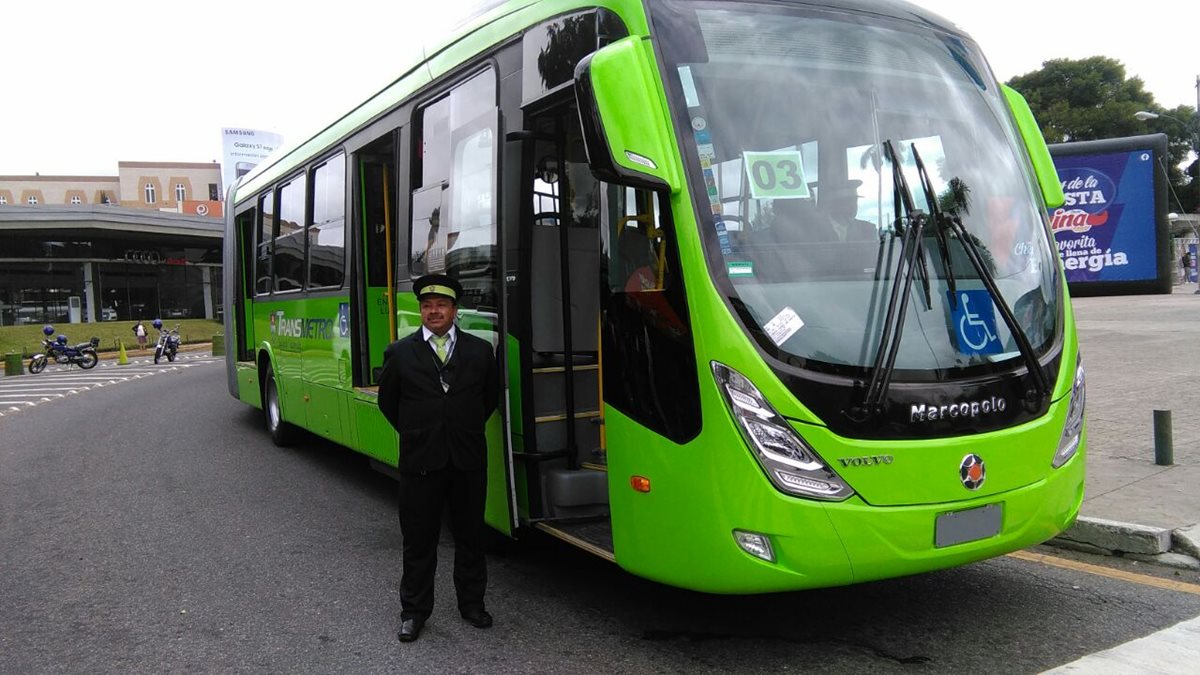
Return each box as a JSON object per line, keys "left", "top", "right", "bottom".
{"left": 2, "top": 360, "right": 1199, "bottom": 673}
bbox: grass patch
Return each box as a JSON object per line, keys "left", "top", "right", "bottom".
{"left": 0, "top": 320, "right": 223, "bottom": 357}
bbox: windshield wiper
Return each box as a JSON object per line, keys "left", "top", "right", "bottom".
{"left": 911, "top": 149, "right": 1051, "bottom": 405}
{"left": 910, "top": 146, "right": 957, "bottom": 306}
{"left": 849, "top": 140, "right": 929, "bottom": 422}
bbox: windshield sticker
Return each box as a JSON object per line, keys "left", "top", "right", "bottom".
{"left": 678, "top": 66, "right": 700, "bottom": 108}
{"left": 949, "top": 290, "right": 1002, "bottom": 355}
{"left": 763, "top": 306, "right": 804, "bottom": 346}
{"left": 744, "top": 150, "right": 810, "bottom": 200}
{"left": 685, "top": 94, "right": 731, "bottom": 255}
{"left": 727, "top": 261, "right": 754, "bottom": 278}
{"left": 693, "top": 132, "right": 731, "bottom": 254}
{"left": 714, "top": 216, "right": 732, "bottom": 253}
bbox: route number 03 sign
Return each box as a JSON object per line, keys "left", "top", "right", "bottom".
{"left": 743, "top": 150, "right": 810, "bottom": 200}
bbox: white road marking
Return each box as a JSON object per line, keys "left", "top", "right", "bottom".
{"left": 0, "top": 356, "right": 220, "bottom": 417}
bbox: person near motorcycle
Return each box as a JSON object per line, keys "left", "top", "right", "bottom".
{"left": 133, "top": 320, "right": 149, "bottom": 351}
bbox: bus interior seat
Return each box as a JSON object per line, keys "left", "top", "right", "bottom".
{"left": 544, "top": 467, "right": 609, "bottom": 518}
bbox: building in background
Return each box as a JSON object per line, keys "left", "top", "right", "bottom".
{"left": 0, "top": 161, "right": 224, "bottom": 326}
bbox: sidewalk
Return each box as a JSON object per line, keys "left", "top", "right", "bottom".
{"left": 1047, "top": 283, "right": 1200, "bottom": 568}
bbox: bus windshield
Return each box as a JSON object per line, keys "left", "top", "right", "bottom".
{"left": 654, "top": 1, "right": 1060, "bottom": 375}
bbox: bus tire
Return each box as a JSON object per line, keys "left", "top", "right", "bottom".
{"left": 263, "top": 365, "right": 298, "bottom": 447}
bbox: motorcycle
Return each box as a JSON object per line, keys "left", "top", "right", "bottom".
{"left": 29, "top": 328, "right": 100, "bottom": 373}
{"left": 154, "top": 322, "right": 181, "bottom": 364}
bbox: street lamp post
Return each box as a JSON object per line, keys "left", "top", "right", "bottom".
{"left": 1133, "top": 77, "right": 1200, "bottom": 216}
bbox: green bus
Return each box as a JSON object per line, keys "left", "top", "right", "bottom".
{"left": 223, "top": 0, "right": 1085, "bottom": 593}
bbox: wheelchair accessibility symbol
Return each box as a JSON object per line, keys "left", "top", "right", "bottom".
{"left": 950, "top": 290, "right": 1001, "bottom": 355}
{"left": 338, "top": 303, "right": 350, "bottom": 338}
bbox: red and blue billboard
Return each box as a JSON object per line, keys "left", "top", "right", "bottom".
{"left": 1047, "top": 134, "right": 1171, "bottom": 295}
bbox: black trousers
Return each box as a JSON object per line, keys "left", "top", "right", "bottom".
{"left": 398, "top": 466, "right": 487, "bottom": 620}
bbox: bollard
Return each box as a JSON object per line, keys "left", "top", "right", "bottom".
{"left": 1153, "top": 409, "right": 1173, "bottom": 466}
{"left": 211, "top": 334, "right": 225, "bottom": 357}
{"left": 4, "top": 352, "right": 23, "bottom": 376}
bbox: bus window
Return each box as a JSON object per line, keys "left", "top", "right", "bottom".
{"left": 410, "top": 68, "right": 498, "bottom": 312}
{"left": 410, "top": 184, "right": 445, "bottom": 277}
{"left": 609, "top": 188, "right": 666, "bottom": 293}
{"left": 274, "top": 175, "right": 306, "bottom": 292}
{"left": 601, "top": 185, "right": 700, "bottom": 443}
{"left": 447, "top": 113, "right": 497, "bottom": 309}
{"left": 308, "top": 154, "right": 346, "bottom": 289}
{"left": 255, "top": 190, "right": 274, "bottom": 295}
{"left": 521, "top": 8, "right": 629, "bottom": 105}
{"left": 236, "top": 206, "right": 257, "bottom": 300}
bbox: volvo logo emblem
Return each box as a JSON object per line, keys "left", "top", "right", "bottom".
{"left": 959, "top": 454, "right": 986, "bottom": 490}
{"left": 837, "top": 455, "right": 894, "bottom": 468}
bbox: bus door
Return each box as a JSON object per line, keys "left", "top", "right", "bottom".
{"left": 354, "top": 145, "right": 398, "bottom": 386}
{"left": 407, "top": 72, "right": 514, "bottom": 535}
{"left": 521, "top": 102, "right": 611, "bottom": 552}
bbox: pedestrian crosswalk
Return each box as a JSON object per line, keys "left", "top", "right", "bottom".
{"left": 0, "top": 353, "right": 221, "bottom": 417}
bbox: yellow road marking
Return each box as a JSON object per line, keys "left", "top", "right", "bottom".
{"left": 1009, "top": 550, "right": 1200, "bottom": 596}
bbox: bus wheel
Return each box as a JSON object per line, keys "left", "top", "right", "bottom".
{"left": 263, "top": 366, "right": 298, "bottom": 447}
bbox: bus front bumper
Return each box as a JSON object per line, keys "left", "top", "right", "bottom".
{"left": 765, "top": 453, "right": 1085, "bottom": 590}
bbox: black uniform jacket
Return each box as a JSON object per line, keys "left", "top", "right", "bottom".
{"left": 377, "top": 328, "right": 499, "bottom": 474}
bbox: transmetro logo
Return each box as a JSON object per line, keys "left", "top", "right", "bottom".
{"left": 268, "top": 310, "right": 334, "bottom": 339}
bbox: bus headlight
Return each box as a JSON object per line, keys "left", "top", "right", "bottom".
{"left": 1052, "top": 356, "right": 1085, "bottom": 468}
{"left": 712, "top": 362, "right": 854, "bottom": 501}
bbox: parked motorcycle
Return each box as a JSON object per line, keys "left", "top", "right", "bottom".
{"left": 29, "top": 325, "right": 100, "bottom": 373}
{"left": 152, "top": 319, "right": 181, "bottom": 364}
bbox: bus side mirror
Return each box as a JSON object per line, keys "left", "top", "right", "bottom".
{"left": 1002, "top": 85, "right": 1065, "bottom": 209}
{"left": 574, "top": 36, "right": 680, "bottom": 193}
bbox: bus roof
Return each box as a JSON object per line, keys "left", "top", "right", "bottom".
{"left": 231, "top": 0, "right": 964, "bottom": 206}
{"left": 232, "top": 0, "right": 595, "bottom": 204}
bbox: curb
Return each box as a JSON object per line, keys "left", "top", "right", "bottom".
{"left": 98, "top": 342, "right": 212, "bottom": 362}
{"left": 1045, "top": 516, "right": 1200, "bottom": 571}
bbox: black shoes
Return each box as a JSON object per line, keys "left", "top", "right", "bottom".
{"left": 398, "top": 610, "right": 492, "bottom": 642}
{"left": 397, "top": 617, "right": 425, "bottom": 642}
{"left": 461, "top": 608, "right": 493, "bottom": 629}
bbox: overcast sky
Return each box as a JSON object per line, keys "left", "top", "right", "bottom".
{"left": 1, "top": 0, "right": 1194, "bottom": 177}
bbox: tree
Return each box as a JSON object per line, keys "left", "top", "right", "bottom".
{"left": 1006, "top": 56, "right": 1197, "bottom": 214}
{"left": 1142, "top": 103, "right": 1200, "bottom": 215}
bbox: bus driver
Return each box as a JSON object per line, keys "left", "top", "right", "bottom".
{"left": 377, "top": 274, "right": 499, "bottom": 643}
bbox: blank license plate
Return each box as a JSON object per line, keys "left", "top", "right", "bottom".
{"left": 935, "top": 503, "right": 1002, "bottom": 548}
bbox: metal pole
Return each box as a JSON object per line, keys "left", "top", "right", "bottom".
{"left": 1193, "top": 75, "right": 1199, "bottom": 293}
{"left": 1153, "top": 409, "right": 1174, "bottom": 466}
